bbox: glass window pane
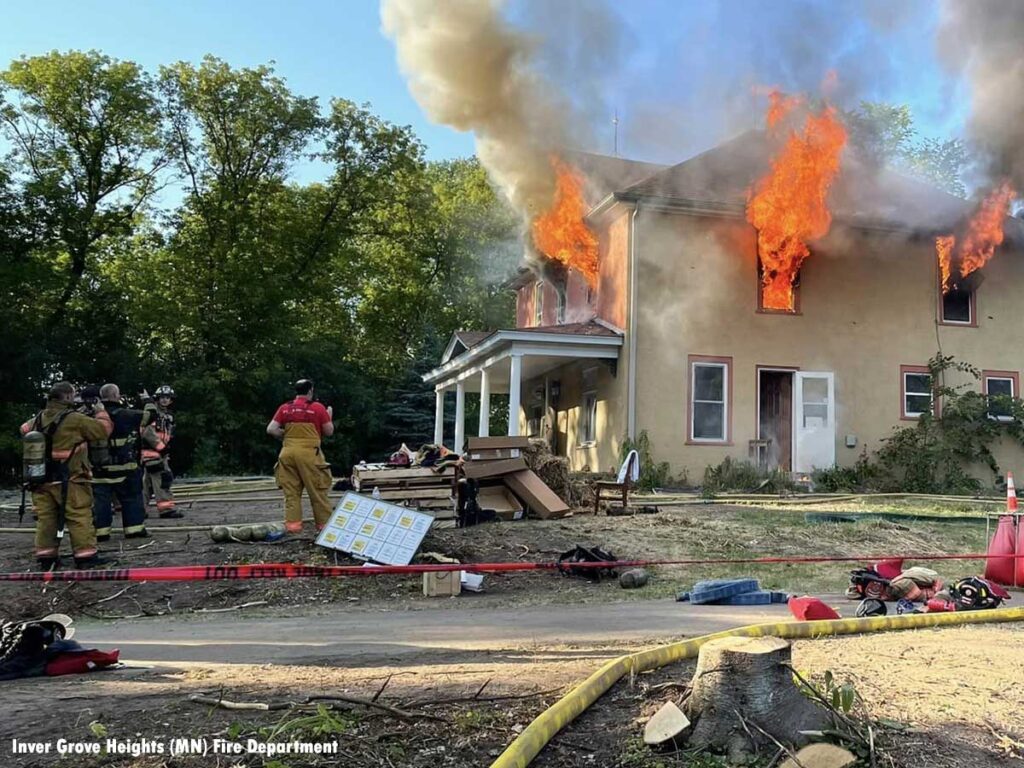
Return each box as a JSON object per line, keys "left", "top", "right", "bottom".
{"left": 693, "top": 402, "right": 724, "bottom": 440}
{"left": 802, "top": 377, "right": 828, "bottom": 403}
{"left": 803, "top": 403, "right": 828, "bottom": 427}
{"left": 905, "top": 374, "right": 931, "bottom": 394}
{"left": 987, "top": 378, "right": 1013, "bottom": 397}
{"left": 905, "top": 394, "right": 932, "bottom": 415}
{"left": 694, "top": 365, "right": 724, "bottom": 401}
{"left": 942, "top": 289, "right": 971, "bottom": 323}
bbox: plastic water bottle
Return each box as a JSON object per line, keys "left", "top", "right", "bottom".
{"left": 372, "top": 486, "right": 381, "bottom": 500}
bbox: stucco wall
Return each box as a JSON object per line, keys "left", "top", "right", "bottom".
{"left": 633, "top": 210, "right": 1024, "bottom": 484}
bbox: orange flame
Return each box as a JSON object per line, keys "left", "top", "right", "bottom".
{"left": 747, "top": 100, "right": 848, "bottom": 310}
{"left": 766, "top": 90, "right": 803, "bottom": 131}
{"left": 935, "top": 181, "right": 1016, "bottom": 292}
{"left": 531, "top": 157, "right": 600, "bottom": 288}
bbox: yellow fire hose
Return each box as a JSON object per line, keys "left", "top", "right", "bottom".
{"left": 490, "top": 606, "right": 1024, "bottom": 768}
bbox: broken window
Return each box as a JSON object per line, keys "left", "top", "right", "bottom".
{"left": 555, "top": 283, "right": 567, "bottom": 325}
{"left": 533, "top": 281, "right": 544, "bottom": 326}
{"left": 691, "top": 360, "right": 729, "bottom": 442}
{"left": 901, "top": 368, "right": 933, "bottom": 419}
{"left": 984, "top": 373, "right": 1017, "bottom": 421}
{"left": 757, "top": 262, "right": 800, "bottom": 313}
{"left": 580, "top": 391, "right": 597, "bottom": 444}
{"left": 941, "top": 286, "right": 973, "bottom": 324}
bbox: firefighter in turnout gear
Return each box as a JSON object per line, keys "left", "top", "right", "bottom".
{"left": 91, "top": 383, "right": 152, "bottom": 541}
{"left": 20, "top": 382, "right": 113, "bottom": 569}
{"left": 141, "top": 384, "right": 182, "bottom": 518}
{"left": 267, "top": 379, "right": 335, "bottom": 533}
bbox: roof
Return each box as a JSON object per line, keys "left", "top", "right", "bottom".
{"left": 617, "top": 130, "right": 1022, "bottom": 237}
{"left": 442, "top": 330, "right": 496, "bottom": 364}
{"left": 563, "top": 150, "right": 667, "bottom": 207}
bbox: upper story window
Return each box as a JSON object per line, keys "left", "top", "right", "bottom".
{"left": 983, "top": 371, "right": 1018, "bottom": 422}
{"left": 533, "top": 281, "right": 544, "bottom": 326}
{"left": 756, "top": 262, "right": 801, "bottom": 314}
{"left": 900, "top": 365, "right": 933, "bottom": 419}
{"left": 940, "top": 286, "right": 974, "bottom": 325}
{"left": 555, "top": 284, "right": 567, "bottom": 325}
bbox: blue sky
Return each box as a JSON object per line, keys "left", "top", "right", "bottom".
{"left": 0, "top": 0, "right": 969, "bottom": 168}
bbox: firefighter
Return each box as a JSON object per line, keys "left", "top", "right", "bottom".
{"left": 266, "top": 379, "right": 335, "bottom": 533}
{"left": 141, "top": 384, "right": 182, "bottom": 518}
{"left": 91, "top": 383, "right": 151, "bottom": 541}
{"left": 20, "top": 381, "right": 113, "bottom": 569}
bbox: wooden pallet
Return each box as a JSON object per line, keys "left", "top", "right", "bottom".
{"left": 352, "top": 465, "right": 454, "bottom": 493}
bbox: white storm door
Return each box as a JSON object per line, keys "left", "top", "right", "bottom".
{"left": 793, "top": 372, "right": 835, "bottom": 473}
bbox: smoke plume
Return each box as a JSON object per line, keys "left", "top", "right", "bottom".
{"left": 938, "top": 0, "right": 1024, "bottom": 188}
{"left": 381, "top": 0, "right": 568, "bottom": 220}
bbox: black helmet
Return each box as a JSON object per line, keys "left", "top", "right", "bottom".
{"left": 155, "top": 385, "right": 175, "bottom": 399}
{"left": 855, "top": 598, "right": 887, "bottom": 618}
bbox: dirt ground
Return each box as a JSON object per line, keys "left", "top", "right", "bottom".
{"left": 2, "top": 625, "right": 1022, "bottom": 767}
{"left": 0, "top": 491, "right": 994, "bottom": 620}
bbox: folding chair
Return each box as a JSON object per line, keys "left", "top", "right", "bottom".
{"left": 594, "top": 449, "right": 640, "bottom": 515}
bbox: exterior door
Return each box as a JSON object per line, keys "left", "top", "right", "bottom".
{"left": 793, "top": 372, "right": 835, "bottom": 473}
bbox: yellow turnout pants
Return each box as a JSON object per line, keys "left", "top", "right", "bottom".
{"left": 275, "top": 429, "right": 333, "bottom": 532}
{"left": 33, "top": 478, "right": 97, "bottom": 560}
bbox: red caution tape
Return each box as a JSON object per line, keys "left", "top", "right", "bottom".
{"left": 0, "top": 553, "right": 1022, "bottom": 583}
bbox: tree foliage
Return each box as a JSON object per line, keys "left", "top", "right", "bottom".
{"left": 0, "top": 51, "right": 518, "bottom": 482}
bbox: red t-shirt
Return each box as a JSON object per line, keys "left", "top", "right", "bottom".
{"left": 273, "top": 397, "right": 331, "bottom": 436}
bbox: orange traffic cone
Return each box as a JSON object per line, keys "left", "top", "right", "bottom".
{"left": 1008, "top": 471, "right": 1018, "bottom": 513}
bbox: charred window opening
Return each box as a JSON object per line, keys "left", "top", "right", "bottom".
{"left": 757, "top": 260, "right": 800, "bottom": 313}
{"left": 941, "top": 286, "right": 973, "bottom": 324}
{"left": 533, "top": 281, "right": 544, "bottom": 326}
{"left": 555, "top": 283, "right": 567, "bottom": 325}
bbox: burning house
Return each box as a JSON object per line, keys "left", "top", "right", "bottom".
{"left": 423, "top": 123, "right": 1024, "bottom": 481}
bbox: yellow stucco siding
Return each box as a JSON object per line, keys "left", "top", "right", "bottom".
{"left": 632, "top": 210, "right": 1024, "bottom": 483}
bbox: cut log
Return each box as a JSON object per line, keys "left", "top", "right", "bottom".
{"left": 686, "top": 636, "right": 827, "bottom": 762}
{"left": 779, "top": 744, "right": 856, "bottom": 768}
{"left": 643, "top": 701, "right": 690, "bottom": 748}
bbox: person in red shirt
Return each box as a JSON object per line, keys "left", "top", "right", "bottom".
{"left": 266, "top": 379, "right": 335, "bottom": 532}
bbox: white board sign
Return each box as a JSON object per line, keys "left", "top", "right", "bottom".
{"left": 315, "top": 492, "right": 433, "bottom": 565}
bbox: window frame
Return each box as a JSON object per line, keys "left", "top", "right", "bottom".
{"left": 900, "top": 364, "right": 934, "bottom": 420}
{"left": 555, "top": 282, "right": 567, "bottom": 325}
{"left": 687, "top": 355, "right": 733, "bottom": 445}
{"left": 755, "top": 261, "right": 802, "bottom": 315}
{"left": 579, "top": 390, "right": 598, "bottom": 446}
{"left": 937, "top": 273, "right": 977, "bottom": 328}
{"left": 533, "top": 281, "right": 544, "bottom": 326}
{"left": 983, "top": 370, "right": 1019, "bottom": 422}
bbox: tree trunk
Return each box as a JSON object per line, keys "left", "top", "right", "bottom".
{"left": 686, "top": 636, "right": 827, "bottom": 762}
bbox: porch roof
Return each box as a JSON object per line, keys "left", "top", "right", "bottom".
{"left": 425, "top": 321, "right": 623, "bottom": 392}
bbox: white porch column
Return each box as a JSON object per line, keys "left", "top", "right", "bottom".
{"left": 454, "top": 381, "right": 466, "bottom": 452}
{"left": 508, "top": 354, "right": 522, "bottom": 437}
{"left": 478, "top": 369, "right": 491, "bottom": 437}
{"left": 433, "top": 387, "right": 444, "bottom": 446}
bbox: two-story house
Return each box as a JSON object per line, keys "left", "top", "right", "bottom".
{"left": 423, "top": 134, "right": 1024, "bottom": 481}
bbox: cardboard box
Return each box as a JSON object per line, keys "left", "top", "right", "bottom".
{"left": 504, "top": 469, "right": 570, "bottom": 520}
{"left": 476, "top": 485, "right": 525, "bottom": 521}
{"left": 466, "top": 436, "right": 530, "bottom": 461}
{"left": 462, "top": 457, "right": 528, "bottom": 480}
{"left": 423, "top": 570, "right": 461, "bottom": 597}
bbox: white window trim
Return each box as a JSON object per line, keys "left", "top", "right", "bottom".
{"left": 533, "top": 281, "right": 544, "bottom": 327}
{"left": 941, "top": 287, "right": 973, "bottom": 325}
{"left": 691, "top": 362, "right": 728, "bottom": 442}
{"left": 579, "top": 390, "right": 598, "bottom": 447}
{"left": 903, "top": 371, "right": 933, "bottom": 418}
{"left": 985, "top": 376, "right": 1015, "bottom": 422}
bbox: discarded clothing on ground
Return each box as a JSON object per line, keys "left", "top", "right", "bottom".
{"left": 846, "top": 560, "right": 943, "bottom": 603}
{"left": 558, "top": 545, "right": 618, "bottom": 581}
{"left": 0, "top": 614, "right": 119, "bottom": 680}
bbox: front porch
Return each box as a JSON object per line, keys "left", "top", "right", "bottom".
{"left": 423, "top": 322, "right": 623, "bottom": 452}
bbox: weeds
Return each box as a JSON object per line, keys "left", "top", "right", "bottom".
{"left": 621, "top": 430, "right": 677, "bottom": 491}
{"left": 701, "top": 457, "right": 796, "bottom": 495}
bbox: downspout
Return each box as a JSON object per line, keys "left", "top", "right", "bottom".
{"left": 627, "top": 202, "right": 640, "bottom": 440}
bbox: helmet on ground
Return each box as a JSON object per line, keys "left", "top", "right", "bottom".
{"left": 855, "top": 598, "right": 887, "bottom": 618}
{"left": 154, "top": 385, "right": 175, "bottom": 399}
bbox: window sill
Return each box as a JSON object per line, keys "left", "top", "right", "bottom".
{"left": 938, "top": 319, "right": 977, "bottom": 328}
{"left": 685, "top": 440, "right": 733, "bottom": 446}
{"left": 756, "top": 308, "right": 802, "bottom": 316}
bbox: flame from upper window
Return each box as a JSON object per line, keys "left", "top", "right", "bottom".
{"left": 936, "top": 181, "right": 1016, "bottom": 293}
{"left": 746, "top": 93, "right": 848, "bottom": 311}
{"left": 531, "top": 157, "right": 600, "bottom": 289}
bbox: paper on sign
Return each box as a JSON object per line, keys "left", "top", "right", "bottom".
{"left": 316, "top": 491, "right": 434, "bottom": 565}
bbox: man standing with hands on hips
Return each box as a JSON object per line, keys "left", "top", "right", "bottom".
{"left": 267, "top": 379, "right": 335, "bottom": 534}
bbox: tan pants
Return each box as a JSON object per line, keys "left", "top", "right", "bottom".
{"left": 143, "top": 456, "right": 176, "bottom": 513}
{"left": 275, "top": 438, "right": 333, "bottom": 531}
{"left": 33, "top": 479, "right": 97, "bottom": 560}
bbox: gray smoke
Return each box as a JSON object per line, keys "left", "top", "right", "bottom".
{"left": 938, "top": 0, "right": 1024, "bottom": 187}
{"left": 381, "top": 0, "right": 568, "bottom": 220}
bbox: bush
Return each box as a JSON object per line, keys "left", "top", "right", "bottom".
{"left": 811, "top": 450, "right": 878, "bottom": 492}
{"left": 701, "top": 456, "right": 795, "bottom": 494}
{"left": 620, "top": 430, "right": 675, "bottom": 491}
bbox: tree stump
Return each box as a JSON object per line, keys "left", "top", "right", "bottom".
{"left": 686, "top": 636, "right": 827, "bottom": 762}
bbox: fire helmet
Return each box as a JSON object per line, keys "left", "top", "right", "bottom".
{"left": 855, "top": 598, "right": 887, "bottom": 618}
{"left": 155, "top": 385, "right": 175, "bottom": 399}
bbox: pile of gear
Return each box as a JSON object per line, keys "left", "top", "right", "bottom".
{"left": 0, "top": 614, "right": 119, "bottom": 680}
{"left": 847, "top": 558, "right": 1011, "bottom": 616}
